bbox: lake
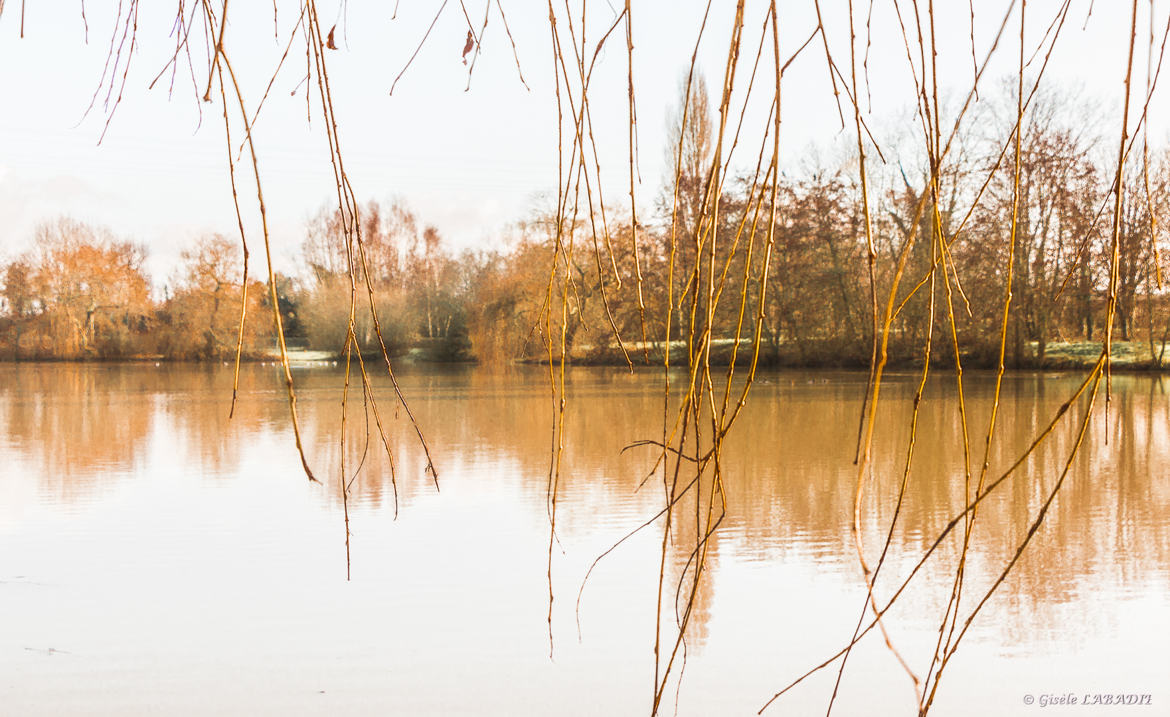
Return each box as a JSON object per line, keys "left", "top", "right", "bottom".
{"left": 1, "top": 363, "right": 1167, "bottom": 715}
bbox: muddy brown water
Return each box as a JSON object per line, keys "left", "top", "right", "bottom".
{"left": 1, "top": 363, "right": 1167, "bottom": 715}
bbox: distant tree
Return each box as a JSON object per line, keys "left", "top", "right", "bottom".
{"left": 156, "top": 234, "right": 273, "bottom": 359}
{"left": 7, "top": 218, "right": 153, "bottom": 358}
{"left": 658, "top": 73, "right": 716, "bottom": 363}
{"left": 302, "top": 199, "right": 412, "bottom": 284}
{"left": 463, "top": 224, "right": 557, "bottom": 363}
{"left": 404, "top": 226, "right": 472, "bottom": 360}
{"left": 0, "top": 259, "right": 35, "bottom": 358}
{"left": 298, "top": 199, "right": 421, "bottom": 356}
{"left": 963, "top": 88, "right": 1103, "bottom": 364}
{"left": 764, "top": 171, "right": 866, "bottom": 363}
{"left": 662, "top": 72, "right": 713, "bottom": 246}
{"left": 1112, "top": 153, "right": 1170, "bottom": 344}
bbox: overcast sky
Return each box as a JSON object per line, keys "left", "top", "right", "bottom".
{"left": 0, "top": 1, "right": 1164, "bottom": 285}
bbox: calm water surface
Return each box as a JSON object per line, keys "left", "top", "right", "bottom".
{"left": 1, "top": 363, "right": 1167, "bottom": 715}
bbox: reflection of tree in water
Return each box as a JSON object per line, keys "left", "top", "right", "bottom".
{"left": 0, "top": 363, "right": 155, "bottom": 501}
{"left": 294, "top": 366, "right": 667, "bottom": 514}
{"left": 1, "top": 363, "right": 316, "bottom": 501}
{"left": 284, "top": 365, "right": 728, "bottom": 650}
{"left": 160, "top": 364, "right": 299, "bottom": 476}
{"left": 994, "top": 376, "right": 1170, "bottom": 639}
{"left": 5, "top": 364, "right": 1166, "bottom": 654}
{"left": 715, "top": 372, "right": 1170, "bottom": 643}
{"left": 661, "top": 493, "right": 724, "bottom": 653}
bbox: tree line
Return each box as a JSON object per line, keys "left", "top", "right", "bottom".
{"left": 2, "top": 83, "right": 1169, "bottom": 367}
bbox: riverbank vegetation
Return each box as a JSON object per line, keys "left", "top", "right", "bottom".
{"left": 3, "top": 83, "right": 1168, "bottom": 368}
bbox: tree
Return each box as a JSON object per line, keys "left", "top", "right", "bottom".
{"left": 1112, "top": 154, "right": 1170, "bottom": 344}
{"left": 9, "top": 218, "right": 153, "bottom": 358}
{"left": 156, "top": 234, "right": 273, "bottom": 359}
{"left": 0, "top": 259, "right": 34, "bottom": 358}
{"left": 958, "top": 87, "right": 1103, "bottom": 364}
{"left": 764, "top": 171, "right": 867, "bottom": 363}
{"left": 298, "top": 199, "right": 421, "bottom": 356}
{"left": 662, "top": 72, "right": 713, "bottom": 246}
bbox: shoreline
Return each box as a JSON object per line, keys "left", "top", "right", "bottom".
{"left": 4, "top": 345, "right": 1169, "bottom": 374}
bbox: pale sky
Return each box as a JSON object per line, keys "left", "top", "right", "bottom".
{"left": 0, "top": 1, "right": 1162, "bottom": 286}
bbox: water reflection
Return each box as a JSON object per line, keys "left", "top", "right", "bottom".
{"left": 0, "top": 363, "right": 1167, "bottom": 715}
